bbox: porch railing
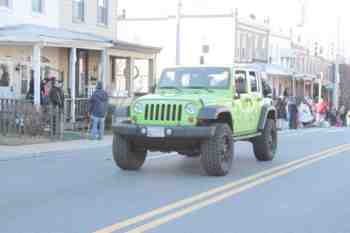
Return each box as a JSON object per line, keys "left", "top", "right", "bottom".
{"left": 0, "top": 99, "right": 62, "bottom": 139}
{"left": 64, "top": 98, "right": 89, "bottom": 124}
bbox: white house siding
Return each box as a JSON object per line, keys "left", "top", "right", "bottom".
{"left": 60, "top": 0, "right": 117, "bottom": 39}
{"left": 0, "top": 0, "right": 60, "bottom": 27}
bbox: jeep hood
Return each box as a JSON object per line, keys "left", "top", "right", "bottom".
{"left": 135, "top": 92, "right": 218, "bottom": 105}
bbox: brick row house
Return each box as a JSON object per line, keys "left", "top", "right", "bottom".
{"left": 0, "top": 0, "right": 161, "bottom": 122}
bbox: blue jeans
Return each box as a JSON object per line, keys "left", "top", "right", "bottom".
{"left": 91, "top": 116, "right": 105, "bottom": 139}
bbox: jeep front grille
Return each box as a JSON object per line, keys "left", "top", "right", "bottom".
{"left": 144, "top": 104, "right": 183, "bottom": 122}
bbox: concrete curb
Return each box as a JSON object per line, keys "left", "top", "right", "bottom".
{"left": 0, "top": 136, "right": 113, "bottom": 161}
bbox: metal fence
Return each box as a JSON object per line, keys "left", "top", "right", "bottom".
{"left": 64, "top": 98, "right": 89, "bottom": 124}
{"left": 0, "top": 97, "right": 122, "bottom": 141}
{"left": 0, "top": 99, "right": 64, "bottom": 139}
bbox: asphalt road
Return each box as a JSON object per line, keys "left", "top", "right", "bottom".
{"left": 1, "top": 128, "right": 350, "bottom": 233}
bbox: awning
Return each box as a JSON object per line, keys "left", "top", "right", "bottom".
{"left": 244, "top": 63, "right": 293, "bottom": 78}
{"left": 113, "top": 40, "right": 162, "bottom": 54}
{"left": 0, "top": 24, "right": 114, "bottom": 49}
{"left": 294, "top": 73, "right": 317, "bottom": 81}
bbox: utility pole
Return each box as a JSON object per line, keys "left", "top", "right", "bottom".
{"left": 319, "top": 71, "right": 323, "bottom": 103}
{"left": 334, "top": 16, "right": 341, "bottom": 110}
{"left": 176, "top": 0, "right": 182, "bottom": 65}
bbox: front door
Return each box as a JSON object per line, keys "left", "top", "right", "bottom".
{"left": 233, "top": 70, "right": 252, "bottom": 136}
{"left": 247, "top": 70, "right": 262, "bottom": 132}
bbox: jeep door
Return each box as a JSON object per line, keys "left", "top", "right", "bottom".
{"left": 232, "top": 70, "right": 252, "bottom": 135}
{"left": 247, "top": 70, "right": 263, "bottom": 132}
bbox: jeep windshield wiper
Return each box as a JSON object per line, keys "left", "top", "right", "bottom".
{"left": 159, "top": 86, "right": 183, "bottom": 92}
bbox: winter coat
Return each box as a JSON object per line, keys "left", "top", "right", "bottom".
{"left": 89, "top": 89, "right": 109, "bottom": 118}
{"left": 49, "top": 86, "right": 65, "bottom": 109}
{"left": 276, "top": 98, "right": 287, "bottom": 120}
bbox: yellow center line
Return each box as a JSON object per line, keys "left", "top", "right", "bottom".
{"left": 93, "top": 143, "right": 350, "bottom": 233}
{"left": 125, "top": 145, "right": 350, "bottom": 233}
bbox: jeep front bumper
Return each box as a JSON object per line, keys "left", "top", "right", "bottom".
{"left": 113, "top": 123, "right": 215, "bottom": 139}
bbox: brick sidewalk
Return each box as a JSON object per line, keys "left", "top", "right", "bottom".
{"left": 0, "top": 135, "right": 113, "bottom": 160}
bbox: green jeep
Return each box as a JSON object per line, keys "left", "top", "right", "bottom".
{"left": 112, "top": 65, "right": 277, "bottom": 176}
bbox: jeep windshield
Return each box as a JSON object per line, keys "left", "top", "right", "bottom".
{"left": 158, "top": 67, "right": 230, "bottom": 90}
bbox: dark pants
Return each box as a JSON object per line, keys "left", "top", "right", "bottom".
{"left": 288, "top": 104, "right": 298, "bottom": 129}
{"left": 51, "top": 106, "right": 63, "bottom": 139}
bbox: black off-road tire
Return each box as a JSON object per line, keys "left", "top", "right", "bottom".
{"left": 112, "top": 134, "right": 147, "bottom": 170}
{"left": 200, "top": 123, "right": 234, "bottom": 176}
{"left": 253, "top": 119, "right": 277, "bottom": 161}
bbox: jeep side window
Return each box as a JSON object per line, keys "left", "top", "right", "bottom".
{"left": 249, "top": 71, "right": 259, "bottom": 93}
{"left": 235, "top": 71, "right": 247, "bottom": 94}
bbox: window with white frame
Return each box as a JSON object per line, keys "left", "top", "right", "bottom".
{"left": 97, "top": 0, "right": 108, "bottom": 25}
{"left": 32, "top": 0, "right": 44, "bottom": 13}
{"left": 73, "top": 0, "right": 85, "bottom": 22}
{"left": 0, "top": 0, "right": 10, "bottom": 8}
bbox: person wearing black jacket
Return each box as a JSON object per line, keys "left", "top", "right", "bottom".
{"left": 276, "top": 97, "right": 288, "bottom": 130}
{"left": 49, "top": 79, "right": 65, "bottom": 138}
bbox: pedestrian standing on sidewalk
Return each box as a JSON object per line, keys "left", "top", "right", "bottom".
{"left": 276, "top": 96, "right": 288, "bottom": 130}
{"left": 288, "top": 96, "right": 298, "bottom": 130}
{"left": 346, "top": 110, "right": 350, "bottom": 127}
{"left": 49, "top": 78, "right": 65, "bottom": 139}
{"left": 316, "top": 98, "right": 327, "bottom": 123}
{"left": 339, "top": 105, "right": 347, "bottom": 126}
{"left": 298, "top": 98, "right": 314, "bottom": 128}
{"left": 89, "top": 81, "right": 109, "bottom": 140}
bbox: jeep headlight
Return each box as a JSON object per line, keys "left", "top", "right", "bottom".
{"left": 133, "top": 103, "right": 144, "bottom": 113}
{"left": 185, "top": 103, "right": 197, "bottom": 115}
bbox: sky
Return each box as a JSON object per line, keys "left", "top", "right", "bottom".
{"left": 117, "top": 0, "right": 349, "bottom": 69}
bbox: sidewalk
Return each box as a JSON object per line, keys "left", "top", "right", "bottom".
{"left": 0, "top": 135, "right": 113, "bottom": 161}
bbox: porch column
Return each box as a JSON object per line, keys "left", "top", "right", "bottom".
{"left": 148, "top": 58, "right": 155, "bottom": 92}
{"left": 129, "top": 58, "right": 135, "bottom": 97}
{"left": 69, "top": 48, "right": 77, "bottom": 123}
{"left": 33, "top": 44, "right": 41, "bottom": 108}
{"left": 100, "top": 48, "right": 109, "bottom": 90}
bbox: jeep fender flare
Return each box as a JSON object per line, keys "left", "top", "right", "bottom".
{"left": 198, "top": 106, "right": 233, "bottom": 129}
{"left": 258, "top": 105, "right": 277, "bottom": 131}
